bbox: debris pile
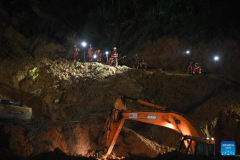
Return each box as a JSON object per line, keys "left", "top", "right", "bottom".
{"left": 47, "top": 59, "right": 129, "bottom": 82}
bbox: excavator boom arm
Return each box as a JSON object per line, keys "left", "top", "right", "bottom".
{"left": 122, "top": 111, "right": 204, "bottom": 138}
{"left": 100, "top": 96, "right": 213, "bottom": 158}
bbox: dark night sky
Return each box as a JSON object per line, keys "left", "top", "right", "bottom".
{"left": 1, "top": 0, "right": 240, "bottom": 51}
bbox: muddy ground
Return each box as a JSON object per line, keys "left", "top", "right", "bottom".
{"left": 0, "top": 56, "right": 240, "bottom": 160}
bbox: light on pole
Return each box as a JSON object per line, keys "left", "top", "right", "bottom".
{"left": 93, "top": 54, "right": 97, "bottom": 60}
{"left": 185, "top": 50, "right": 190, "bottom": 70}
{"left": 106, "top": 51, "right": 109, "bottom": 65}
{"left": 81, "top": 42, "right": 87, "bottom": 62}
{"left": 214, "top": 56, "right": 219, "bottom": 74}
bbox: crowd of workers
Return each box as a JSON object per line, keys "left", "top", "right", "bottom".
{"left": 73, "top": 43, "right": 148, "bottom": 69}
{"left": 74, "top": 43, "right": 122, "bottom": 66}
{"left": 74, "top": 43, "right": 203, "bottom": 74}
{"left": 187, "top": 62, "right": 201, "bottom": 75}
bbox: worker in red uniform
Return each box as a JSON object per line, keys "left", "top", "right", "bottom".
{"left": 74, "top": 44, "right": 80, "bottom": 61}
{"left": 193, "top": 63, "right": 201, "bottom": 75}
{"left": 97, "top": 50, "right": 102, "bottom": 62}
{"left": 88, "top": 43, "right": 93, "bottom": 62}
{"left": 140, "top": 59, "right": 148, "bottom": 69}
{"left": 109, "top": 54, "right": 115, "bottom": 66}
{"left": 112, "top": 47, "right": 118, "bottom": 66}
{"left": 187, "top": 62, "right": 194, "bottom": 75}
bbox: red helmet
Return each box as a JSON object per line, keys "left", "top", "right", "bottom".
{"left": 89, "top": 43, "right": 92, "bottom": 46}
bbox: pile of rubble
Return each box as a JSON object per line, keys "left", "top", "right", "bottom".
{"left": 46, "top": 59, "right": 130, "bottom": 82}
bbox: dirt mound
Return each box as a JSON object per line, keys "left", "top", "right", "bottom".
{"left": 0, "top": 57, "right": 129, "bottom": 87}
{"left": 0, "top": 57, "right": 131, "bottom": 120}
{"left": 46, "top": 59, "right": 129, "bottom": 82}
{"left": 104, "top": 127, "right": 174, "bottom": 158}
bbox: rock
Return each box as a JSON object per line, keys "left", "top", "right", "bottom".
{"left": 54, "top": 99, "right": 60, "bottom": 104}
{"left": 16, "top": 71, "right": 26, "bottom": 81}
{"left": 109, "top": 67, "right": 116, "bottom": 74}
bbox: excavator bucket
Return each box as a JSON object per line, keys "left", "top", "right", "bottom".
{"left": 113, "top": 96, "right": 126, "bottom": 110}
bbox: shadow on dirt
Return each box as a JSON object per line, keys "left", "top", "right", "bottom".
{"left": 184, "top": 82, "right": 240, "bottom": 114}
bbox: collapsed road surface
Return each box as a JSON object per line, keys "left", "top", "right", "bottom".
{"left": 0, "top": 57, "right": 240, "bottom": 160}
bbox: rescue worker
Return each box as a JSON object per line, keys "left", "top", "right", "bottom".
{"left": 112, "top": 47, "right": 118, "bottom": 66}
{"left": 187, "top": 62, "right": 194, "bottom": 75}
{"left": 133, "top": 54, "right": 140, "bottom": 69}
{"left": 29, "top": 67, "right": 39, "bottom": 81}
{"left": 109, "top": 54, "right": 115, "bottom": 66}
{"left": 193, "top": 63, "right": 202, "bottom": 75}
{"left": 97, "top": 50, "right": 102, "bottom": 62}
{"left": 74, "top": 44, "right": 80, "bottom": 61}
{"left": 141, "top": 59, "right": 148, "bottom": 69}
{"left": 88, "top": 43, "right": 93, "bottom": 62}
{"left": 118, "top": 54, "right": 126, "bottom": 65}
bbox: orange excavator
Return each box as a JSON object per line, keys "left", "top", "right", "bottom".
{"left": 96, "top": 95, "right": 215, "bottom": 159}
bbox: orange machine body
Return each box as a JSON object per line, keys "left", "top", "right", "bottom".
{"left": 101, "top": 96, "right": 215, "bottom": 159}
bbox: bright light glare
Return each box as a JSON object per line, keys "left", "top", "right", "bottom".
{"left": 206, "top": 137, "right": 209, "bottom": 140}
{"left": 93, "top": 54, "right": 97, "bottom": 59}
{"left": 211, "top": 137, "right": 214, "bottom": 141}
{"left": 167, "top": 123, "right": 173, "bottom": 128}
{"left": 186, "top": 50, "right": 190, "bottom": 54}
{"left": 106, "top": 51, "right": 109, "bottom": 55}
{"left": 82, "top": 42, "right": 87, "bottom": 47}
{"left": 214, "top": 56, "right": 219, "bottom": 61}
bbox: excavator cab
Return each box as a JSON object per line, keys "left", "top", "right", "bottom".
{"left": 179, "top": 136, "right": 215, "bottom": 156}
{"left": 0, "top": 97, "right": 32, "bottom": 120}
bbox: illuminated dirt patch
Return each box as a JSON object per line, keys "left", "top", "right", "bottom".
{"left": 0, "top": 121, "right": 174, "bottom": 158}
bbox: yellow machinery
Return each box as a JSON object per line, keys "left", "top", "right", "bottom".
{"left": 0, "top": 98, "right": 32, "bottom": 120}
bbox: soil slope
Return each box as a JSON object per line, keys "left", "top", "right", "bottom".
{"left": 0, "top": 57, "right": 240, "bottom": 159}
